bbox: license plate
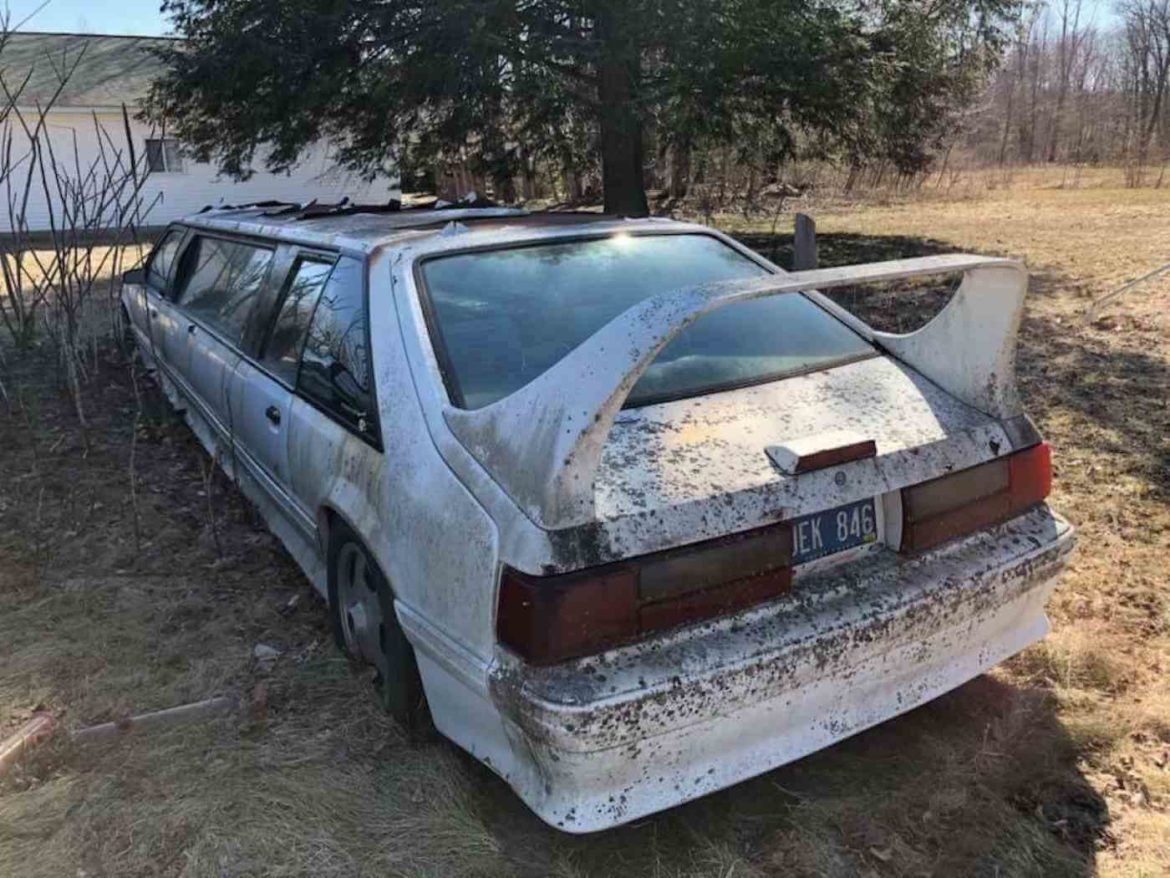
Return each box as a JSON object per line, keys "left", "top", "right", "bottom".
{"left": 791, "top": 498, "right": 878, "bottom": 564}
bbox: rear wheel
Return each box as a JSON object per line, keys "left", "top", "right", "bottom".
{"left": 327, "top": 520, "right": 425, "bottom": 728}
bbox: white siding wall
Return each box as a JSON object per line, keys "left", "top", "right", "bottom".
{"left": 2, "top": 109, "right": 400, "bottom": 232}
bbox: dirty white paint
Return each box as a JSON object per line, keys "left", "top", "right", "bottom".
{"left": 124, "top": 208, "right": 1073, "bottom": 834}
{"left": 591, "top": 356, "right": 1012, "bottom": 551}
{"left": 489, "top": 508, "right": 1074, "bottom": 831}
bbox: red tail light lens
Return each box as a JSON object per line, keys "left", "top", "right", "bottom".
{"left": 497, "top": 566, "right": 639, "bottom": 665}
{"left": 498, "top": 524, "right": 793, "bottom": 665}
{"left": 901, "top": 442, "right": 1051, "bottom": 553}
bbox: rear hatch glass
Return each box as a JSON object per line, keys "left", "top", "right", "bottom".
{"left": 419, "top": 233, "right": 874, "bottom": 410}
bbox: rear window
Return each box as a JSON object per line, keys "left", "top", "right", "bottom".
{"left": 420, "top": 233, "right": 874, "bottom": 409}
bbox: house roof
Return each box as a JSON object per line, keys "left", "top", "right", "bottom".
{"left": 0, "top": 32, "right": 176, "bottom": 108}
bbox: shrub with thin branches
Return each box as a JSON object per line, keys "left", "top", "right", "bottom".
{"left": 0, "top": 23, "right": 159, "bottom": 429}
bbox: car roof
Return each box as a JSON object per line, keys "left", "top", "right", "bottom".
{"left": 175, "top": 204, "right": 664, "bottom": 256}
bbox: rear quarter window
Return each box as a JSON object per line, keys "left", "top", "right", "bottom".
{"left": 420, "top": 233, "right": 874, "bottom": 409}
{"left": 261, "top": 256, "right": 335, "bottom": 385}
{"left": 298, "top": 256, "right": 378, "bottom": 443}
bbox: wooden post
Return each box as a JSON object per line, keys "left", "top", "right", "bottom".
{"left": 794, "top": 213, "right": 818, "bottom": 270}
{"left": 0, "top": 713, "right": 55, "bottom": 777}
{"left": 72, "top": 696, "right": 238, "bottom": 744}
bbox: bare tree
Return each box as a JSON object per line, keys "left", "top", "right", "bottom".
{"left": 1046, "top": 0, "right": 1090, "bottom": 162}
{"left": 958, "top": 0, "right": 1170, "bottom": 181}
{"left": 1120, "top": 0, "right": 1170, "bottom": 182}
{"left": 0, "top": 24, "right": 159, "bottom": 428}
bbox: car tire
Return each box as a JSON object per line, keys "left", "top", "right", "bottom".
{"left": 327, "top": 519, "right": 426, "bottom": 730}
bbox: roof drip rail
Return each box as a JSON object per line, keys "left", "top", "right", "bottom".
{"left": 260, "top": 202, "right": 306, "bottom": 217}
{"left": 296, "top": 197, "right": 351, "bottom": 218}
{"left": 292, "top": 198, "right": 404, "bottom": 220}
{"left": 198, "top": 194, "right": 511, "bottom": 221}
{"left": 288, "top": 195, "right": 507, "bottom": 221}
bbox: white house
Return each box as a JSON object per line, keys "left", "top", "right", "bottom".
{"left": 0, "top": 32, "right": 400, "bottom": 232}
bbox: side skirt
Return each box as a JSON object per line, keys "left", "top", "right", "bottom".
{"left": 148, "top": 357, "right": 328, "bottom": 598}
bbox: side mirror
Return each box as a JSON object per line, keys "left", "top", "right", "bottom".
{"left": 122, "top": 267, "right": 146, "bottom": 286}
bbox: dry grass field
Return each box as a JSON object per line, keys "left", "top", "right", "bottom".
{"left": 2, "top": 165, "right": 1168, "bottom": 876}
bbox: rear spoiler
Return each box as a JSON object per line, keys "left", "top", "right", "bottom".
{"left": 444, "top": 254, "right": 1027, "bottom": 530}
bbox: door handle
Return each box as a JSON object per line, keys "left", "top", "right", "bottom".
{"left": 187, "top": 323, "right": 197, "bottom": 334}
{"left": 265, "top": 405, "right": 281, "bottom": 426}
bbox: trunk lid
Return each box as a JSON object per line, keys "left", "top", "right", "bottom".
{"left": 592, "top": 355, "right": 1015, "bottom": 545}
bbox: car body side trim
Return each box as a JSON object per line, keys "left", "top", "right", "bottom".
{"left": 396, "top": 600, "right": 493, "bottom": 698}
{"left": 152, "top": 354, "right": 318, "bottom": 541}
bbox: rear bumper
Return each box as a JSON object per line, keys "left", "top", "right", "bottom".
{"left": 485, "top": 505, "right": 1074, "bottom": 832}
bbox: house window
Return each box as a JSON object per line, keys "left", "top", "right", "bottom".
{"left": 145, "top": 138, "right": 184, "bottom": 173}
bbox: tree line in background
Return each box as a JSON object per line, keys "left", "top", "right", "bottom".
{"left": 146, "top": 0, "right": 1019, "bottom": 214}
{"left": 961, "top": 0, "right": 1170, "bottom": 186}
{"left": 3, "top": 0, "right": 1155, "bottom": 237}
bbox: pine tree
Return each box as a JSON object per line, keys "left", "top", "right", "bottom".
{"left": 146, "top": 0, "right": 1019, "bottom": 215}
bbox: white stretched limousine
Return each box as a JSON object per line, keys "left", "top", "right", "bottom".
{"left": 122, "top": 203, "right": 1074, "bottom": 832}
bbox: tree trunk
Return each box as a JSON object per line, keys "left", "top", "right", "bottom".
{"left": 595, "top": 4, "right": 648, "bottom": 217}
{"left": 520, "top": 152, "right": 537, "bottom": 200}
{"left": 563, "top": 168, "right": 584, "bottom": 202}
{"left": 493, "top": 173, "right": 517, "bottom": 204}
{"left": 668, "top": 140, "right": 691, "bottom": 199}
{"left": 653, "top": 133, "right": 668, "bottom": 192}
{"left": 998, "top": 81, "right": 1016, "bottom": 165}
{"left": 1047, "top": 86, "right": 1069, "bottom": 163}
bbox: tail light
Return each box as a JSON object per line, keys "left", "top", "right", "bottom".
{"left": 498, "top": 443, "right": 1052, "bottom": 663}
{"left": 497, "top": 524, "right": 794, "bottom": 665}
{"left": 901, "top": 442, "right": 1051, "bottom": 553}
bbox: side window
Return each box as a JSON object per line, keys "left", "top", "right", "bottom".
{"left": 298, "top": 256, "right": 377, "bottom": 442}
{"left": 175, "top": 236, "right": 274, "bottom": 345}
{"left": 261, "top": 256, "right": 335, "bottom": 385}
{"left": 146, "top": 229, "right": 183, "bottom": 292}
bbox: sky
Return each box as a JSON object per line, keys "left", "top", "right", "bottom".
{"left": 3, "top": 0, "right": 1121, "bottom": 38}
{"left": 6, "top": 0, "right": 173, "bottom": 36}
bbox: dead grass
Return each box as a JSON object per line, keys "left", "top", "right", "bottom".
{"left": 724, "top": 164, "right": 1170, "bottom": 876}
{"left": 2, "top": 168, "right": 1168, "bottom": 876}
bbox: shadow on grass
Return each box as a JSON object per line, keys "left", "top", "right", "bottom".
{"left": 733, "top": 231, "right": 967, "bottom": 334}
{"left": 1018, "top": 312, "right": 1170, "bottom": 507}
{"left": 466, "top": 676, "right": 1108, "bottom": 877}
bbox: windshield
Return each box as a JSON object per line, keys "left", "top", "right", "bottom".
{"left": 420, "top": 233, "right": 874, "bottom": 410}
